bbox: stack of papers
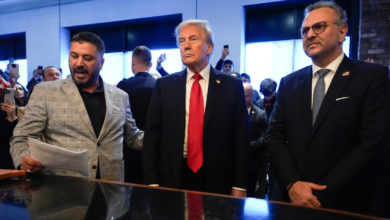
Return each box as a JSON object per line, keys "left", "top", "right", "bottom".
{"left": 28, "top": 138, "right": 90, "bottom": 176}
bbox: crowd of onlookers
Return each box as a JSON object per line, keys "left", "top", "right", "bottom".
{"left": 0, "top": 60, "right": 62, "bottom": 170}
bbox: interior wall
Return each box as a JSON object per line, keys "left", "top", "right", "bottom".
{"left": 0, "top": 0, "right": 282, "bottom": 81}
{"left": 0, "top": 5, "right": 61, "bottom": 80}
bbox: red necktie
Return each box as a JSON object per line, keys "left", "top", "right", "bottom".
{"left": 187, "top": 73, "right": 204, "bottom": 173}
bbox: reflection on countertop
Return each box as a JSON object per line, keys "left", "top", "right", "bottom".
{"left": 0, "top": 175, "right": 383, "bottom": 220}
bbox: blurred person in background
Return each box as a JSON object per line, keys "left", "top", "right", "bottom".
{"left": 256, "top": 78, "right": 277, "bottom": 119}
{"left": 26, "top": 68, "right": 43, "bottom": 91}
{"left": 0, "top": 72, "right": 28, "bottom": 169}
{"left": 241, "top": 73, "right": 261, "bottom": 103}
{"left": 27, "top": 66, "right": 62, "bottom": 102}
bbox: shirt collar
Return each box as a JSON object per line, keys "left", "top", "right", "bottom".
{"left": 312, "top": 53, "right": 344, "bottom": 77}
{"left": 77, "top": 76, "right": 104, "bottom": 94}
{"left": 186, "top": 64, "right": 211, "bottom": 83}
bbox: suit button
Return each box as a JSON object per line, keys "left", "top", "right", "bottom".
{"left": 92, "top": 165, "right": 97, "bottom": 169}
{"left": 307, "top": 147, "right": 312, "bottom": 153}
{"left": 97, "top": 143, "right": 100, "bottom": 147}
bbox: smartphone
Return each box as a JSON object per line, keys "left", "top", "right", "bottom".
{"left": 224, "top": 45, "right": 229, "bottom": 49}
{"left": 162, "top": 53, "right": 166, "bottom": 61}
{"left": 11, "top": 63, "right": 20, "bottom": 79}
{"left": 4, "top": 88, "right": 15, "bottom": 103}
{"left": 38, "top": 66, "right": 43, "bottom": 70}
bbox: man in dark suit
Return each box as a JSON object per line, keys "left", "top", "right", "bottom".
{"left": 143, "top": 19, "right": 250, "bottom": 197}
{"left": 266, "top": 1, "right": 390, "bottom": 215}
{"left": 243, "top": 83, "right": 268, "bottom": 198}
{"left": 117, "top": 46, "right": 155, "bottom": 183}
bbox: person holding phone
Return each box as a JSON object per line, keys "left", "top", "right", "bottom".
{"left": 26, "top": 67, "right": 43, "bottom": 91}
{"left": 156, "top": 53, "right": 170, "bottom": 77}
{"left": 0, "top": 73, "right": 27, "bottom": 170}
{"left": 214, "top": 45, "right": 234, "bottom": 73}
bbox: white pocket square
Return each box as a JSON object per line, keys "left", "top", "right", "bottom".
{"left": 336, "top": 97, "right": 350, "bottom": 101}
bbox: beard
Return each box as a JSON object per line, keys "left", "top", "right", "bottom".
{"left": 71, "top": 66, "right": 99, "bottom": 88}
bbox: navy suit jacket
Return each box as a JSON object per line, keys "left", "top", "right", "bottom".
{"left": 266, "top": 56, "right": 390, "bottom": 210}
{"left": 143, "top": 66, "right": 250, "bottom": 194}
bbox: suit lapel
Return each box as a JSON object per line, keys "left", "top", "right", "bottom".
{"left": 204, "top": 67, "right": 222, "bottom": 131}
{"left": 61, "top": 77, "right": 96, "bottom": 139}
{"left": 298, "top": 66, "right": 313, "bottom": 138}
{"left": 312, "top": 56, "right": 355, "bottom": 134}
{"left": 97, "top": 82, "right": 112, "bottom": 141}
{"left": 175, "top": 69, "right": 187, "bottom": 138}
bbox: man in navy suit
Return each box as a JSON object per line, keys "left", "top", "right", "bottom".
{"left": 117, "top": 46, "right": 156, "bottom": 183}
{"left": 143, "top": 19, "right": 250, "bottom": 197}
{"left": 266, "top": 1, "right": 390, "bottom": 214}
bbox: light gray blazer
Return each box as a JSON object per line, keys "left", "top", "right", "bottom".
{"left": 10, "top": 77, "right": 143, "bottom": 181}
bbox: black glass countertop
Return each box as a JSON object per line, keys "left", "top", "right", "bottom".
{"left": 0, "top": 175, "right": 383, "bottom": 220}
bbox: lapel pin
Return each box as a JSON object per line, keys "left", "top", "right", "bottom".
{"left": 251, "top": 111, "right": 255, "bottom": 114}
{"left": 108, "top": 89, "right": 112, "bottom": 93}
{"left": 216, "top": 80, "right": 220, "bottom": 84}
{"left": 342, "top": 72, "right": 349, "bottom": 76}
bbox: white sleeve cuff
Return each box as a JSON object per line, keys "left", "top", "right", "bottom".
{"left": 232, "top": 187, "right": 246, "bottom": 191}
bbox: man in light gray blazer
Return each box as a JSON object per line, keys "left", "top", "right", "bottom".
{"left": 10, "top": 32, "right": 143, "bottom": 182}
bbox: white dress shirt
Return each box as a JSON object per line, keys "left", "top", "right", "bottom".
{"left": 311, "top": 53, "right": 344, "bottom": 108}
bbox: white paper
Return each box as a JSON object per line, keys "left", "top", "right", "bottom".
{"left": 28, "top": 138, "right": 90, "bottom": 176}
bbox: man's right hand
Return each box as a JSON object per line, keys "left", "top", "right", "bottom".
{"left": 221, "top": 48, "right": 229, "bottom": 60}
{"left": 20, "top": 155, "right": 44, "bottom": 173}
{"left": 288, "top": 181, "right": 326, "bottom": 208}
{"left": 157, "top": 54, "right": 166, "bottom": 67}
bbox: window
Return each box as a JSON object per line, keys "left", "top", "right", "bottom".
{"left": 244, "top": 37, "right": 350, "bottom": 92}
{"left": 100, "top": 49, "right": 182, "bottom": 85}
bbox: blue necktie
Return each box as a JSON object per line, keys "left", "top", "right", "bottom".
{"left": 312, "top": 69, "right": 331, "bottom": 126}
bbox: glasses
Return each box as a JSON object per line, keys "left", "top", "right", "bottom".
{"left": 298, "top": 21, "right": 340, "bottom": 38}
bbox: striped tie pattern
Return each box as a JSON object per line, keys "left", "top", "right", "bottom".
{"left": 312, "top": 69, "right": 331, "bottom": 126}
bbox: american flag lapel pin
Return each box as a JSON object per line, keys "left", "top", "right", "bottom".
{"left": 216, "top": 80, "right": 220, "bottom": 84}
{"left": 342, "top": 72, "right": 349, "bottom": 76}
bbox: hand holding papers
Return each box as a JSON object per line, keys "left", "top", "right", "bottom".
{"left": 28, "top": 138, "right": 90, "bottom": 176}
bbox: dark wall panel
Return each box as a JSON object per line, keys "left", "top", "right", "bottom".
{"left": 245, "top": 0, "right": 358, "bottom": 59}
{"left": 0, "top": 32, "right": 26, "bottom": 60}
{"left": 68, "top": 14, "right": 181, "bottom": 53}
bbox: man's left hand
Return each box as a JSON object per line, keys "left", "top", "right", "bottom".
{"left": 288, "top": 181, "right": 326, "bottom": 208}
{"left": 231, "top": 189, "right": 246, "bottom": 198}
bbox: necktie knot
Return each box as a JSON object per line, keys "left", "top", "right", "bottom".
{"left": 193, "top": 73, "right": 202, "bottom": 82}
{"left": 317, "top": 69, "right": 330, "bottom": 78}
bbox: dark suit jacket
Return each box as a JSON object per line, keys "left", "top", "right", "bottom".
{"left": 0, "top": 110, "right": 17, "bottom": 169}
{"left": 143, "top": 66, "right": 250, "bottom": 194}
{"left": 156, "top": 67, "right": 169, "bottom": 77}
{"left": 117, "top": 72, "right": 156, "bottom": 183}
{"left": 266, "top": 56, "right": 390, "bottom": 211}
{"left": 256, "top": 96, "right": 276, "bottom": 120}
{"left": 117, "top": 72, "right": 156, "bottom": 130}
{"left": 249, "top": 105, "right": 268, "bottom": 161}
{"left": 247, "top": 105, "right": 268, "bottom": 197}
